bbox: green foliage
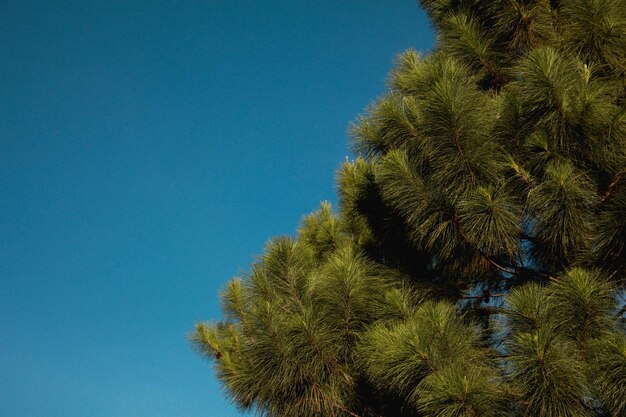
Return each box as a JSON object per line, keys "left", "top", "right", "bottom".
{"left": 588, "top": 332, "right": 626, "bottom": 417}
{"left": 194, "top": 2, "right": 626, "bottom": 416}
{"left": 507, "top": 328, "right": 589, "bottom": 417}
{"left": 415, "top": 363, "right": 508, "bottom": 417}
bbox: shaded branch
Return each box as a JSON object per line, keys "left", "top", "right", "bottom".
{"left": 600, "top": 169, "right": 625, "bottom": 203}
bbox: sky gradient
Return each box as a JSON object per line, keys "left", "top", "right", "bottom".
{"left": 1, "top": 1, "right": 433, "bottom": 416}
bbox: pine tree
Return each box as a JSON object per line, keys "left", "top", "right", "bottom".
{"left": 192, "top": 2, "right": 626, "bottom": 416}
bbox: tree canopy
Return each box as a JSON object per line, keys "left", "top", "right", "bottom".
{"left": 192, "top": 1, "right": 626, "bottom": 416}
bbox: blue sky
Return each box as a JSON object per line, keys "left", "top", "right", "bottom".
{"left": 0, "top": 1, "right": 433, "bottom": 416}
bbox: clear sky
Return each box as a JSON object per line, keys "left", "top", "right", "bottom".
{"left": 0, "top": 1, "right": 433, "bottom": 416}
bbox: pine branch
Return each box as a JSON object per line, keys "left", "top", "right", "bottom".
{"left": 600, "top": 169, "right": 626, "bottom": 203}
{"left": 461, "top": 293, "right": 507, "bottom": 300}
{"left": 453, "top": 123, "right": 477, "bottom": 185}
{"left": 455, "top": 219, "right": 517, "bottom": 275}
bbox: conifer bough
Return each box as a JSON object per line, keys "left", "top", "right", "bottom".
{"left": 193, "top": 1, "right": 626, "bottom": 416}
